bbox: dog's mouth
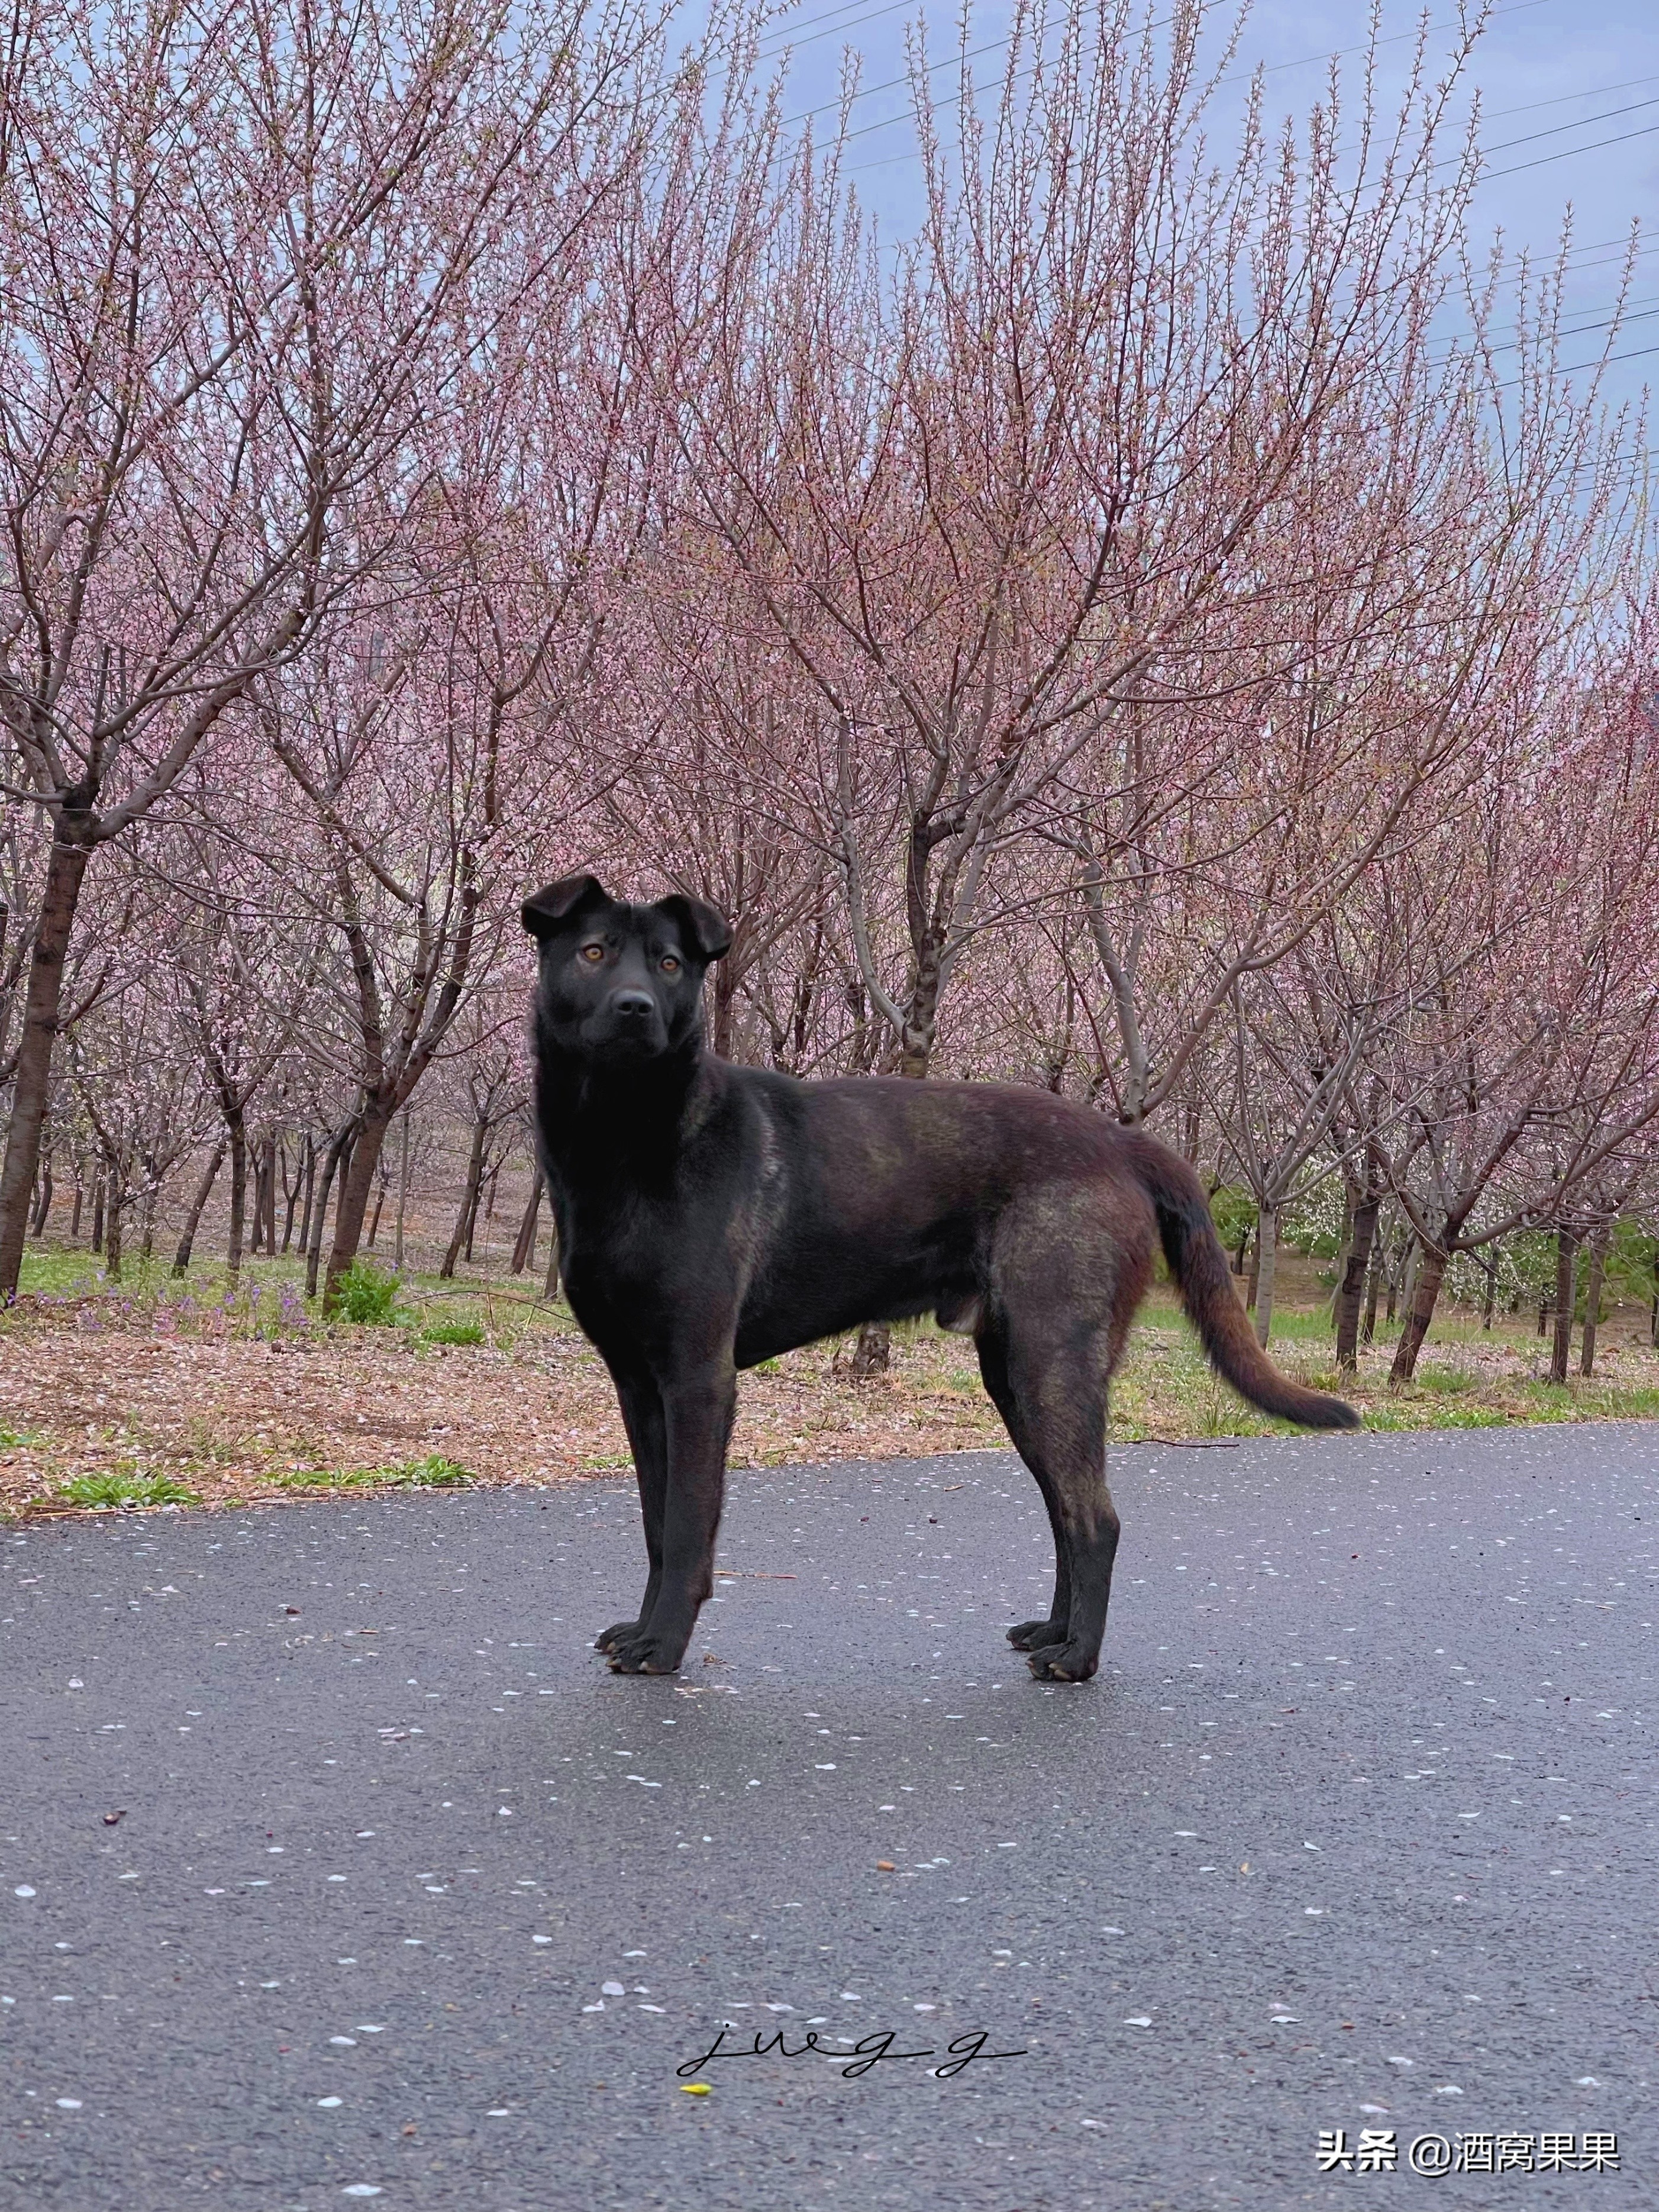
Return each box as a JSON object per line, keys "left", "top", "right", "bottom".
{"left": 582, "top": 1014, "right": 670, "bottom": 1060}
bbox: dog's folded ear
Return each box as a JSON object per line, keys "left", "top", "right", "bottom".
{"left": 522, "top": 874, "right": 608, "bottom": 941}
{"left": 656, "top": 892, "right": 734, "bottom": 964}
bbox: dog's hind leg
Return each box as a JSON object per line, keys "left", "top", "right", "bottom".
{"left": 594, "top": 1363, "right": 667, "bottom": 1655}
{"left": 990, "top": 1315, "right": 1120, "bottom": 1681}
{"left": 978, "top": 1326, "right": 1073, "bottom": 1651}
{"left": 984, "top": 1188, "right": 1154, "bottom": 1680}
{"left": 981, "top": 1192, "right": 1144, "bottom": 1681}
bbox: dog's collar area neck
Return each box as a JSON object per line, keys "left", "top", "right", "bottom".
{"left": 538, "top": 1039, "right": 708, "bottom": 1142}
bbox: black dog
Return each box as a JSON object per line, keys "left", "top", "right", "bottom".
{"left": 523, "top": 875, "right": 1358, "bottom": 1682}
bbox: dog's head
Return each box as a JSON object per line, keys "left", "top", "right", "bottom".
{"left": 521, "top": 874, "right": 732, "bottom": 1066}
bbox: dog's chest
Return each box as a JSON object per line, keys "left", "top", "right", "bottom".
{"left": 556, "top": 1181, "right": 731, "bottom": 1331}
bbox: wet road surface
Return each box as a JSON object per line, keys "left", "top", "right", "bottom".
{"left": 2, "top": 1423, "right": 1654, "bottom": 2209}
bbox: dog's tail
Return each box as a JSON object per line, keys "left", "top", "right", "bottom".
{"left": 1128, "top": 1134, "right": 1360, "bottom": 1431}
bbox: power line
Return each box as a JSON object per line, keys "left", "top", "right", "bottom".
{"left": 1428, "top": 293, "right": 1659, "bottom": 365}
{"left": 797, "top": 0, "right": 1558, "bottom": 144}
{"left": 1474, "top": 71, "right": 1659, "bottom": 125}
{"left": 1502, "top": 339, "right": 1659, "bottom": 389}
{"left": 834, "top": 0, "right": 1566, "bottom": 170}
{"left": 1482, "top": 117, "right": 1659, "bottom": 181}
{"left": 850, "top": 47, "right": 1658, "bottom": 191}
{"left": 1473, "top": 91, "right": 1659, "bottom": 165}
{"left": 1479, "top": 299, "right": 1659, "bottom": 359}
{"left": 757, "top": 0, "right": 914, "bottom": 64}
{"left": 1240, "top": 0, "right": 1556, "bottom": 82}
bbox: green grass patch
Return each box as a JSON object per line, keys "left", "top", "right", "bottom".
{"left": 1413, "top": 1365, "right": 1479, "bottom": 1394}
{"left": 0, "top": 1427, "right": 46, "bottom": 1449}
{"left": 381, "top": 1455, "right": 474, "bottom": 1488}
{"left": 56, "top": 1471, "right": 199, "bottom": 1508}
{"left": 332, "top": 1259, "right": 404, "bottom": 1326}
{"left": 278, "top": 1454, "right": 475, "bottom": 1492}
{"left": 1521, "top": 1380, "right": 1659, "bottom": 1422}
{"left": 421, "top": 1320, "right": 487, "bottom": 1347}
{"left": 1257, "top": 1306, "right": 1336, "bottom": 1342}
{"left": 14, "top": 1246, "right": 128, "bottom": 1298}
{"left": 1357, "top": 1402, "right": 1506, "bottom": 1431}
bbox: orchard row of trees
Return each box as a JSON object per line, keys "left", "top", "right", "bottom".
{"left": 4, "top": 0, "right": 1658, "bottom": 1381}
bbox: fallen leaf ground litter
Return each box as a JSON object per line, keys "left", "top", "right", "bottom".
{"left": 2, "top": 1256, "right": 1655, "bottom": 1521}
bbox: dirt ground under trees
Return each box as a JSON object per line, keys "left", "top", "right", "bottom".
{"left": 3, "top": 1244, "right": 1656, "bottom": 1523}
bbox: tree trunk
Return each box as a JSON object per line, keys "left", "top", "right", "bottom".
{"left": 279, "top": 1140, "right": 301, "bottom": 1253}
{"left": 1332, "top": 1191, "right": 1354, "bottom": 1314}
{"left": 300, "top": 1133, "right": 319, "bottom": 1257}
{"left": 461, "top": 1157, "right": 486, "bottom": 1264}
{"left": 1334, "top": 1195, "right": 1381, "bottom": 1372}
{"left": 306, "top": 1127, "right": 354, "bottom": 1300}
{"left": 262, "top": 1131, "right": 277, "bottom": 1251}
{"left": 29, "top": 1157, "right": 54, "bottom": 1237}
{"left": 1232, "top": 1228, "right": 1249, "bottom": 1276}
{"left": 1400, "top": 1236, "right": 1422, "bottom": 1323}
{"left": 476, "top": 1156, "right": 502, "bottom": 1260}
{"left": 1245, "top": 1226, "right": 1261, "bottom": 1311}
{"left": 849, "top": 1319, "right": 893, "bottom": 1372}
{"left": 1579, "top": 1227, "right": 1609, "bottom": 1378}
{"left": 250, "top": 1131, "right": 275, "bottom": 1253}
{"left": 1550, "top": 1227, "right": 1579, "bottom": 1384}
{"left": 91, "top": 1174, "right": 105, "bottom": 1253}
{"left": 138, "top": 1179, "right": 157, "bottom": 1259}
{"left": 224, "top": 1105, "right": 248, "bottom": 1276}
{"left": 1253, "top": 1204, "right": 1280, "bottom": 1349}
{"left": 1361, "top": 1236, "right": 1382, "bottom": 1344}
{"left": 393, "top": 1111, "right": 411, "bottom": 1272}
{"left": 103, "top": 1178, "right": 124, "bottom": 1282}
{"left": 321, "top": 1113, "right": 389, "bottom": 1311}
{"left": 366, "top": 1177, "right": 386, "bottom": 1249}
{"left": 441, "top": 1117, "right": 489, "bottom": 1281}
{"left": 70, "top": 1173, "right": 84, "bottom": 1241}
{"left": 511, "top": 1172, "right": 543, "bottom": 1274}
{"left": 1386, "top": 1228, "right": 1415, "bottom": 1326}
{"left": 0, "top": 835, "right": 92, "bottom": 1298}
{"left": 173, "top": 1144, "right": 227, "bottom": 1276}
{"left": 1390, "top": 1242, "right": 1449, "bottom": 1384}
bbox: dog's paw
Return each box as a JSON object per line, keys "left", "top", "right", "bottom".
{"left": 1005, "top": 1617, "right": 1067, "bottom": 1651}
{"left": 594, "top": 1619, "right": 641, "bottom": 1654}
{"left": 605, "top": 1630, "right": 686, "bottom": 1675}
{"left": 1024, "top": 1640, "right": 1099, "bottom": 1682}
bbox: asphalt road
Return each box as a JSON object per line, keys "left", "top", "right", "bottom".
{"left": 1, "top": 1423, "right": 1654, "bottom": 2212}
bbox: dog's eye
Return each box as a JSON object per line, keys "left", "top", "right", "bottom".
{"left": 660, "top": 955, "right": 680, "bottom": 974}
{"left": 579, "top": 943, "right": 606, "bottom": 963}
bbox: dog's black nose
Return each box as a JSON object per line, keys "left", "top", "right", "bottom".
{"left": 611, "top": 991, "right": 656, "bottom": 1022}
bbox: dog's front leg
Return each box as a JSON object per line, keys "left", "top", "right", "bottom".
{"left": 594, "top": 1365, "right": 667, "bottom": 1655}
{"left": 605, "top": 1366, "right": 737, "bottom": 1675}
